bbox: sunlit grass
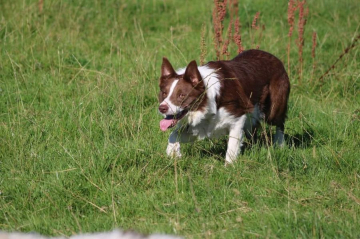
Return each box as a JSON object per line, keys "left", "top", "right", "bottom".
{"left": 0, "top": 0, "right": 359, "bottom": 238}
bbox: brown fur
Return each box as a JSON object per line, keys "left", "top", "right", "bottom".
{"left": 159, "top": 58, "right": 207, "bottom": 114}
{"left": 208, "top": 49, "right": 290, "bottom": 130}
{"left": 158, "top": 50, "right": 290, "bottom": 163}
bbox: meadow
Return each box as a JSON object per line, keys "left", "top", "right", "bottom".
{"left": 1, "top": 0, "right": 359, "bottom": 238}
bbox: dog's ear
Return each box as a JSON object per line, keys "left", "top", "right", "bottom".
{"left": 184, "top": 60, "right": 202, "bottom": 86}
{"left": 161, "top": 57, "right": 176, "bottom": 78}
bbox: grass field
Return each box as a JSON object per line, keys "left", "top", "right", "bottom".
{"left": 1, "top": 0, "right": 360, "bottom": 238}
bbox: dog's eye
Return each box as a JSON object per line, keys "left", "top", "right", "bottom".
{"left": 162, "top": 92, "right": 167, "bottom": 97}
{"left": 179, "top": 93, "right": 185, "bottom": 99}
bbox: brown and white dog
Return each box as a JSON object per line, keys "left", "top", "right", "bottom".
{"left": 158, "top": 49, "right": 290, "bottom": 164}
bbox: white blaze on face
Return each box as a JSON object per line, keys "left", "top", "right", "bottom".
{"left": 159, "top": 79, "right": 184, "bottom": 116}
{"left": 159, "top": 79, "right": 187, "bottom": 132}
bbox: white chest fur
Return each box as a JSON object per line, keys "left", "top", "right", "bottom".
{"left": 182, "top": 104, "right": 263, "bottom": 140}
{"left": 183, "top": 107, "right": 237, "bottom": 139}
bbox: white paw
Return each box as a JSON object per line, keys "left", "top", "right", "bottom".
{"left": 166, "top": 142, "right": 182, "bottom": 158}
{"left": 225, "top": 152, "right": 238, "bottom": 165}
{"left": 224, "top": 161, "right": 235, "bottom": 167}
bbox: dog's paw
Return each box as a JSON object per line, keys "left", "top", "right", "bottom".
{"left": 224, "top": 161, "right": 235, "bottom": 167}
{"left": 166, "top": 142, "right": 182, "bottom": 158}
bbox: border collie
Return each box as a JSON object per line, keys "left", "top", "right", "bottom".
{"left": 158, "top": 49, "right": 290, "bottom": 165}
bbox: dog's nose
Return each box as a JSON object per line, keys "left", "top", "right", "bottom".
{"left": 159, "top": 104, "right": 168, "bottom": 114}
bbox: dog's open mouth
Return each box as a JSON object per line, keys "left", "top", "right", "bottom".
{"left": 160, "top": 110, "right": 188, "bottom": 131}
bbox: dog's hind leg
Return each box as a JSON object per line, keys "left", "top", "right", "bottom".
{"left": 266, "top": 72, "right": 290, "bottom": 147}
{"left": 274, "top": 124, "right": 285, "bottom": 146}
{"left": 244, "top": 104, "right": 263, "bottom": 143}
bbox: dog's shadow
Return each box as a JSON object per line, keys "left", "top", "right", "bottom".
{"left": 285, "top": 128, "right": 315, "bottom": 148}
{"left": 195, "top": 128, "right": 315, "bottom": 160}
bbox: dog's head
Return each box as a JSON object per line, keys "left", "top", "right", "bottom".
{"left": 158, "top": 57, "right": 206, "bottom": 131}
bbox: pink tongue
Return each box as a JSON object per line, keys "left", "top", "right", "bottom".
{"left": 160, "top": 119, "right": 173, "bottom": 131}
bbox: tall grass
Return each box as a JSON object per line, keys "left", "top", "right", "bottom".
{"left": 1, "top": 0, "right": 359, "bottom": 238}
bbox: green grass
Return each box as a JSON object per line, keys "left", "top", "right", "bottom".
{"left": 1, "top": 0, "right": 360, "bottom": 238}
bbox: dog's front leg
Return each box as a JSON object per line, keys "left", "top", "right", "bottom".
{"left": 225, "top": 115, "right": 247, "bottom": 165}
{"left": 167, "top": 127, "right": 196, "bottom": 158}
